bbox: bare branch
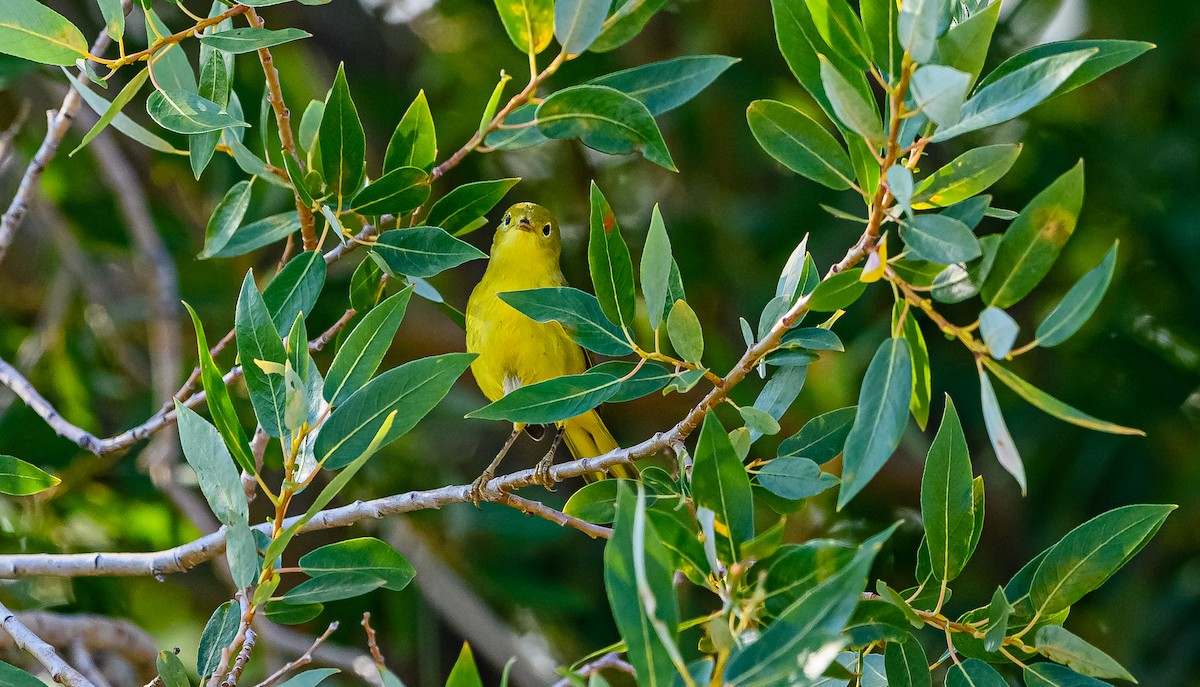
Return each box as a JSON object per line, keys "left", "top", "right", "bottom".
{"left": 0, "top": 600, "right": 97, "bottom": 687}
{"left": 253, "top": 623, "right": 338, "bottom": 687}
{"left": 497, "top": 492, "right": 612, "bottom": 539}
{"left": 0, "top": 612, "right": 157, "bottom": 675}
{"left": 550, "top": 652, "right": 635, "bottom": 687}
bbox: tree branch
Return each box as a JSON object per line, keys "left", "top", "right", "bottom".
{"left": 0, "top": 600, "right": 97, "bottom": 687}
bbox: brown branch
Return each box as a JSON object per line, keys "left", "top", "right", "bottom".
{"left": 497, "top": 493, "right": 612, "bottom": 539}
{"left": 0, "top": 601, "right": 97, "bottom": 687}
{"left": 360, "top": 615, "right": 384, "bottom": 668}
{"left": 222, "top": 628, "right": 256, "bottom": 687}
{"left": 253, "top": 623, "right": 338, "bottom": 687}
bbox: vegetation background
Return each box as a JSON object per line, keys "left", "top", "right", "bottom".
{"left": 0, "top": 0, "right": 1196, "bottom": 685}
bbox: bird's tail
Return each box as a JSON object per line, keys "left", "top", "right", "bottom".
{"left": 562, "top": 410, "right": 637, "bottom": 481}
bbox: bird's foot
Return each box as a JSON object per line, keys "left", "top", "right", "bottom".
{"left": 532, "top": 453, "right": 557, "bottom": 490}
{"left": 469, "top": 470, "right": 496, "bottom": 507}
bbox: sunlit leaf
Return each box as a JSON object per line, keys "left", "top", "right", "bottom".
{"left": 913, "top": 144, "right": 1022, "bottom": 209}
{"left": 493, "top": 0, "right": 554, "bottom": 54}
{"left": 371, "top": 227, "right": 486, "bottom": 279}
{"left": 590, "top": 55, "right": 738, "bottom": 115}
{"left": 198, "top": 27, "right": 311, "bottom": 53}
{"left": 536, "top": 85, "right": 676, "bottom": 171}
{"left": 747, "top": 99, "right": 856, "bottom": 190}
{"left": 263, "top": 250, "right": 326, "bottom": 331}
{"left": 0, "top": 454, "right": 60, "bottom": 496}
{"left": 920, "top": 397, "right": 974, "bottom": 582}
{"left": 349, "top": 167, "right": 430, "bottom": 216}
{"left": 384, "top": 90, "right": 437, "bottom": 172}
{"left": 977, "top": 39, "right": 1154, "bottom": 101}
{"left": 175, "top": 403, "right": 249, "bottom": 526}
{"left": 666, "top": 299, "right": 704, "bottom": 364}
{"left": 979, "top": 306, "right": 1018, "bottom": 360}
{"left": 325, "top": 287, "right": 413, "bottom": 406}
{"left": 319, "top": 63, "right": 366, "bottom": 198}
{"left": 0, "top": 0, "right": 88, "bottom": 65}
{"left": 588, "top": 182, "right": 636, "bottom": 328}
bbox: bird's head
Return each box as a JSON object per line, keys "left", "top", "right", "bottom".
{"left": 490, "top": 202, "right": 561, "bottom": 264}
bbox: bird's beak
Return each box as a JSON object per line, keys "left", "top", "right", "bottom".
{"left": 516, "top": 218, "right": 534, "bottom": 233}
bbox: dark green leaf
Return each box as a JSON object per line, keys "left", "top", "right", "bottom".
{"left": 68, "top": 71, "right": 182, "bottom": 153}
{"left": 325, "top": 287, "right": 412, "bottom": 406}
{"left": 1035, "top": 242, "right": 1118, "bottom": 347}
{"left": 588, "top": 182, "right": 636, "bottom": 328}
{"left": 147, "top": 89, "right": 246, "bottom": 134}
{"left": 884, "top": 632, "right": 931, "bottom": 687}
{"left": 209, "top": 211, "right": 300, "bottom": 259}
{"left": 901, "top": 214, "right": 981, "bottom": 264}
{"left": 778, "top": 406, "right": 856, "bottom": 463}
{"left": 314, "top": 352, "right": 475, "bottom": 469}
{"left": 692, "top": 414, "right": 754, "bottom": 562}
{"left": 0, "top": 454, "right": 59, "bottom": 495}
{"left": 299, "top": 537, "right": 416, "bottom": 591}
{"left": 0, "top": 662, "right": 44, "bottom": 687}
{"left": 372, "top": 227, "right": 486, "bottom": 279}
{"left": 590, "top": 55, "right": 738, "bottom": 115}
{"left": 921, "top": 396, "right": 974, "bottom": 582}
{"left": 500, "top": 287, "right": 632, "bottom": 356}
{"left": 666, "top": 299, "right": 703, "bottom": 363}
{"left": 264, "top": 601, "right": 324, "bottom": 625}
{"left": 758, "top": 456, "right": 838, "bottom": 500}
{"left": 779, "top": 327, "right": 844, "bottom": 352}
{"left": 946, "top": 659, "right": 1006, "bottom": 687}
{"left": 157, "top": 650, "right": 189, "bottom": 687}
{"left": 641, "top": 204, "right": 673, "bottom": 330}
{"left": 590, "top": 360, "right": 674, "bottom": 402}
{"left": 349, "top": 167, "right": 430, "bottom": 216}
{"left": 554, "top": 0, "right": 608, "bottom": 54}
{"left": 589, "top": 0, "right": 669, "bottom": 52}
{"left": 175, "top": 402, "right": 249, "bottom": 526}
{"left": 236, "top": 272, "right": 289, "bottom": 437}
{"left": 931, "top": 234, "right": 1000, "bottom": 304}
{"left": 263, "top": 250, "right": 326, "bottom": 331}
{"left": 466, "top": 370, "right": 622, "bottom": 424}
{"left": 819, "top": 55, "right": 884, "bottom": 145}
{"left": 483, "top": 104, "right": 547, "bottom": 150}
{"left": 804, "top": 0, "right": 872, "bottom": 70}
{"left": 1024, "top": 663, "right": 1113, "bottom": 687}
{"left": 892, "top": 302, "right": 931, "bottom": 429}
{"left": 762, "top": 540, "right": 855, "bottom": 616}
{"left": 747, "top": 99, "right": 855, "bottom": 190}
{"left": 536, "top": 85, "right": 676, "bottom": 171}
{"left": 198, "top": 600, "right": 240, "bottom": 678}
{"left": 808, "top": 268, "right": 867, "bottom": 311}
{"left": 981, "top": 359, "right": 1144, "bottom": 436}
{"left": 934, "top": 0, "right": 999, "bottom": 85}
{"left": 982, "top": 162, "right": 1084, "bottom": 307}
{"left": 977, "top": 40, "right": 1154, "bottom": 101}
{"left": 839, "top": 338, "right": 912, "bottom": 509}
{"left": 913, "top": 144, "right": 1021, "bottom": 209}
{"left": 983, "top": 586, "right": 1011, "bottom": 653}
{"left": 931, "top": 50, "right": 1095, "bottom": 142}
{"left": 198, "top": 27, "right": 310, "bottom": 53}
{"left": 278, "top": 669, "right": 339, "bottom": 687}
{"left": 319, "top": 63, "right": 366, "bottom": 198}
{"left": 0, "top": 0, "right": 88, "bottom": 65}
{"left": 189, "top": 48, "right": 232, "bottom": 178}
{"left": 184, "top": 304, "right": 254, "bottom": 473}
{"left": 282, "top": 572, "right": 386, "bottom": 604}
{"left": 384, "top": 90, "right": 437, "bottom": 172}
{"left": 564, "top": 478, "right": 637, "bottom": 524}
{"left": 1029, "top": 503, "right": 1175, "bottom": 617}
{"left": 493, "top": 0, "right": 554, "bottom": 54}
{"left": 424, "top": 178, "right": 519, "bottom": 236}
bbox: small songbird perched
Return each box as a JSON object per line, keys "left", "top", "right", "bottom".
{"left": 465, "top": 202, "right": 634, "bottom": 500}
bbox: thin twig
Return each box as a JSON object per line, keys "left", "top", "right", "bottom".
{"left": 550, "top": 652, "right": 635, "bottom": 687}
{"left": 253, "top": 623, "right": 338, "bottom": 687}
{"left": 222, "top": 628, "right": 256, "bottom": 687}
{"left": 360, "top": 615, "right": 385, "bottom": 668}
{"left": 497, "top": 493, "right": 612, "bottom": 539}
{"left": 68, "top": 640, "right": 113, "bottom": 687}
{"left": 0, "top": 600, "right": 97, "bottom": 687}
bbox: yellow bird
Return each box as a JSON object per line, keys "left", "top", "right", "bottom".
{"left": 466, "top": 202, "right": 634, "bottom": 498}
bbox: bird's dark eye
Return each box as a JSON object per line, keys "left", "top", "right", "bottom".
{"left": 503, "top": 214, "right": 511, "bottom": 226}
{"left": 541, "top": 223, "right": 552, "bottom": 237}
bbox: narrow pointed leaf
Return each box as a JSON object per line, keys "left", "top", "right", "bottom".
{"left": 921, "top": 396, "right": 974, "bottom": 582}
{"left": 0, "top": 455, "right": 60, "bottom": 496}
{"left": 819, "top": 55, "right": 884, "bottom": 145}
{"left": 466, "top": 370, "right": 622, "bottom": 424}
{"left": 263, "top": 250, "right": 326, "bottom": 331}
{"left": 319, "top": 63, "right": 366, "bottom": 197}
{"left": 324, "top": 287, "right": 413, "bottom": 406}
{"left": 236, "top": 272, "right": 289, "bottom": 437}
{"left": 350, "top": 167, "right": 430, "bottom": 216}
{"left": 0, "top": 0, "right": 88, "bottom": 65}
{"left": 641, "top": 205, "right": 673, "bottom": 330}
{"left": 839, "top": 338, "right": 912, "bottom": 509}
{"left": 384, "top": 90, "right": 437, "bottom": 172}
{"left": 424, "top": 178, "right": 519, "bottom": 236}
{"left": 747, "top": 99, "right": 855, "bottom": 190}
{"left": 590, "top": 55, "right": 738, "bottom": 115}
{"left": 175, "top": 402, "right": 249, "bottom": 526}
{"left": 198, "top": 27, "right": 311, "bottom": 53}
{"left": 912, "top": 144, "right": 1022, "bottom": 209}
{"left": 184, "top": 304, "right": 254, "bottom": 473}
{"left": 778, "top": 405, "right": 856, "bottom": 464}
{"left": 372, "top": 227, "right": 486, "bottom": 279}
{"left": 692, "top": 414, "right": 755, "bottom": 562}
{"left": 981, "top": 358, "right": 1144, "bottom": 436}
{"left": 977, "top": 40, "right": 1155, "bottom": 101}
{"left": 1035, "top": 242, "right": 1118, "bottom": 347}
{"left": 979, "top": 368, "right": 1025, "bottom": 493}
{"left": 588, "top": 183, "right": 636, "bottom": 328}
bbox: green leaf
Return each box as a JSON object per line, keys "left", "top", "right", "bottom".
{"left": 97, "top": 0, "right": 124, "bottom": 42}
{"left": 884, "top": 632, "right": 931, "bottom": 687}
{"left": 804, "top": 0, "right": 872, "bottom": 70}
{"left": 1024, "top": 663, "right": 1113, "bottom": 687}
{"left": 588, "top": 182, "right": 637, "bottom": 328}
{"left": 146, "top": 9, "right": 195, "bottom": 93}
{"left": 319, "top": 63, "right": 366, "bottom": 198}
{"left": 979, "top": 306, "right": 1018, "bottom": 360}
{"left": 0, "top": 0, "right": 88, "bottom": 65}
{"left": 641, "top": 204, "right": 673, "bottom": 330}
{"left": 1034, "top": 626, "right": 1133, "bottom": 682}
{"left": 371, "top": 227, "right": 486, "bottom": 279}
{"left": 278, "top": 669, "right": 339, "bottom": 687}
{"left": 666, "top": 299, "right": 704, "bottom": 364}
{"left": 592, "top": 361, "right": 674, "bottom": 402}
{"left": 445, "top": 644, "right": 484, "bottom": 687}
{"left": 889, "top": 165, "right": 914, "bottom": 217}
{"left": 910, "top": 64, "right": 971, "bottom": 128}
{"left": 809, "top": 268, "right": 867, "bottom": 312}
{"left": 554, "top": 0, "right": 608, "bottom": 54}
{"left": 978, "top": 39, "right": 1154, "bottom": 102}
{"left": 493, "top": 0, "right": 554, "bottom": 54}
{"left": 184, "top": 304, "right": 254, "bottom": 474}
{"left": 901, "top": 214, "right": 981, "bottom": 265}
{"left": 325, "top": 287, "right": 413, "bottom": 406}
{"left": 740, "top": 406, "right": 782, "bottom": 436}
{"left": 839, "top": 338, "right": 912, "bottom": 509}
{"left": 749, "top": 364, "right": 808, "bottom": 443}
{"left": 198, "top": 27, "right": 311, "bottom": 53}
{"left": 604, "top": 485, "right": 679, "bottom": 687}
{"left": 466, "top": 370, "right": 622, "bottom": 424}
{"left": 483, "top": 103, "right": 547, "bottom": 151}
{"left": 235, "top": 272, "right": 290, "bottom": 438}
{"left": 0, "top": 662, "right": 44, "bottom": 687}
{"left": 299, "top": 537, "right": 416, "bottom": 591}
{"left": 73, "top": 68, "right": 151, "bottom": 156}
{"left": 283, "top": 572, "right": 386, "bottom": 604}
{"left": 564, "top": 478, "right": 637, "bottom": 524}
{"left": 536, "top": 85, "right": 676, "bottom": 171}
{"left": 500, "top": 287, "right": 632, "bottom": 356}
{"left": 314, "top": 352, "right": 475, "bottom": 469}
{"left": 263, "top": 251, "right": 326, "bottom": 332}
{"left": 982, "top": 162, "right": 1085, "bottom": 307}
{"left": 226, "top": 519, "right": 259, "bottom": 590}
{"left": 778, "top": 406, "right": 856, "bottom": 463}
{"left": 67, "top": 71, "right": 183, "bottom": 154}
{"left": 931, "top": 49, "right": 1095, "bottom": 142}
{"left": 692, "top": 414, "right": 754, "bottom": 562}
{"left": 424, "top": 178, "right": 519, "bottom": 236}
{"left": 981, "top": 358, "right": 1144, "bottom": 436}
{"left": 778, "top": 327, "right": 844, "bottom": 353}
{"left": 590, "top": 55, "right": 738, "bottom": 115}
{"left": 176, "top": 402, "right": 249, "bottom": 526}
{"left": 208, "top": 211, "right": 300, "bottom": 259}
{"left": 983, "top": 586, "right": 1011, "bottom": 653}
{"left": 157, "top": 650, "right": 190, "bottom": 687}
{"left": 934, "top": 0, "right": 999, "bottom": 86}
{"left": 384, "top": 90, "right": 437, "bottom": 172}
{"left": 913, "top": 144, "right": 1022, "bottom": 209}
{"left": 897, "top": 0, "right": 950, "bottom": 63}
{"left": 978, "top": 368, "right": 1025, "bottom": 493}
{"left": 860, "top": 0, "right": 900, "bottom": 77}
{"left": 819, "top": 55, "right": 884, "bottom": 145}
{"left": 1035, "top": 242, "right": 1118, "bottom": 347}
{"left": 726, "top": 524, "right": 897, "bottom": 687}
{"left": 1029, "top": 503, "right": 1174, "bottom": 617}
{"left": 946, "top": 659, "right": 1006, "bottom": 687}
{"left": 758, "top": 456, "right": 838, "bottom": 501}
{"left": 263, "top": 601, "right": 324, "bottom": 625}
{"left": 0, "top": 454, "right": 59, "bottom": 495}
{"left": 147, "top": 89, "right": 246, "bottom": 134}
{"left": 349, "top": 167, "right": 430, "bottom": 216}
{"left": 747, "top": 99, "right": 855, "bottom": 191}
{"left": 189, "top": 46, "right": 233, "bottom": 178}
{"left": 589, "top": 0, "right": 669, "bottom": 52}
{"left": 921, "top": 397, "right": 974, "bottom": 582}
{"left": 892, "top": 303, "right": 931, "bottom": 429}
{"left": 197, "top": 600, "right": 240, "bottom": 678}
{"left": 931, "top": 234, "right": 1000, "bottom": 303}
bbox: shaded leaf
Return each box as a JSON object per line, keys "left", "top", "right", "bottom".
{"left": 372, "top": 227, "right": 486, "bottom": 279}
{"left": 819, "top": 55, "right": 884, "bottom": 144}
{"left": 983, "top": 586, "right": 1011, "bottom": 653}
{"left": 147, "top": 89, "right": 246, "bottom": 134}
{"left": 1024, "top": 663, "right": 1114, "bottom": 687}
{"left": 175, "top": 403, "right": 248, "bottom": 526}
{"left": 425, "top": 178, "right": 519, "bottom": 236}
{"left": 299, "top": 537, "right": 416, "bottom": 591}
{"left": 1035, "top": 242, "right": 1118, "bottom": 347}
{"left": 588, "top": 182, "right": 636, "bottom": 328}
{"left": 554, "top": 0, "right": 609, "bottom": 54}
{"left": 641, "top": 204, "right": 673, "bottom": 330}
{"left": 921, "top": 396, "right": 974, "bottom": 582}
{"left": 324, "top": 287, "right": 413, "bottom": 406}
{"left": 466, "top": 370, "right": 621, "bottom": 424}
{"left": 778, "top": 406, "right": 856, "bottom": 464}
{"left": 979, "top": 368, "right": 1025, "bottom": 493}
{"left": 350, "top": 167, "right": 430, "bottom": 216}
{"left": 901, "top": 214, "right": 981, "bottom": 264}
{"left": 198, "top": 600, "right": 239, "bottom": 678}
{"left": 208, "top": 211, "right": 299, "bottom": 259}
{"left": 590, "top": 55, "right": 738, "bottom": 115}
{"left": 977, "top": 40, "right": 1154, "bottom": 101}
{"left": 839, "top": 338, "right": 911, "bottom": 509}
{"left": 184, "top": 304, "right": 254, "bottom": 473}
{"left": 537, "top": 85, "right": 676, "bottom": 170}
{"left": 198, "top": 27, "right": 311, "bottom": 53}
{"left": 500, "top": 287, "right": 632, "bottom": 356}
{"left": 236, "top": 272, "right": 289, "bottom": 437}
{"left": 282, "top": 572, "right": 386, "bottom": 604}
{"left": 263, "top": 250, "right": 326, "bottom": 331}
{"left": 758, "top": 457, "right": 838, "bottom": 500}
{"left": 747, "top": 99, "right": 855, "bottom": 190}
{"left": 981, "top": 358, "right": 1144, "bottom": 436}
{"left": 692, "top": 414, "right": 755, "bottom": 562}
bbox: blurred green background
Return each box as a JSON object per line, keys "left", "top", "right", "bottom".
{"left": 1, "top": 0, "right": 1197, "bottom": 685}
